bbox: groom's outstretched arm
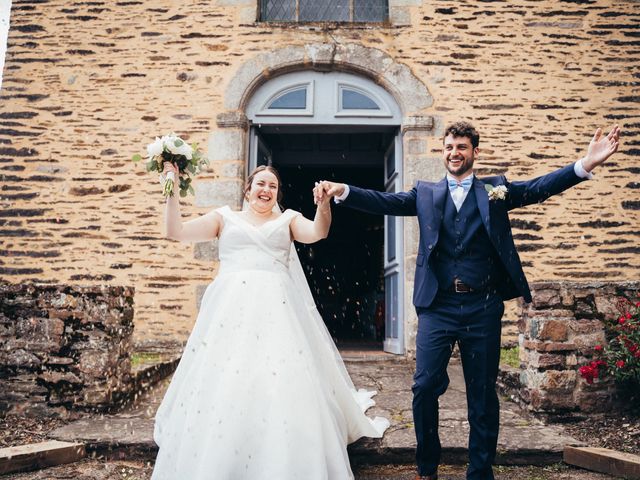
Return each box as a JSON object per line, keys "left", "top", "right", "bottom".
{"left": 506, "top": 125, "right": 620, "bottom": 210}
{"left": 316, "top": 181, "right": 418, "bottom": 216}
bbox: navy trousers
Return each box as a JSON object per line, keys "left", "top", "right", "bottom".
{"left": 412, "top": 290, "right": 504, "bottom": 480}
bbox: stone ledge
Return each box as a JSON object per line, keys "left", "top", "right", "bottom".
{"left": 0, "top": 441, "right": 85, "bottom": 476}
{"left": 564, "top": 446, "right": 640, "bottom": 479}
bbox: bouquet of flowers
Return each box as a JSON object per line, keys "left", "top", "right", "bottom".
{"left": 132, "top": 133, "right": 208, "bottom": 197}
{"left": 579, "top": 297, "right": 640, "bottom": 386}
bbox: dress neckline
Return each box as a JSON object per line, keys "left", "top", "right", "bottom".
{"left": 229, "top": 207, "right": 288, "bottom": 230}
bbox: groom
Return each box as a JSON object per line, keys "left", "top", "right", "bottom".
{"left": 314, "top": 121, "right": 620, "bottom": 480}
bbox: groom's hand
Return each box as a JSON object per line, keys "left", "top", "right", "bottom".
{"left": 313, "top": 181, "right": 346, "bottom": 205}
{"left": 319, "top": 181, "right": 346, "bottom": 198}
{"left": 582, "top": 124, "right": 620, "bottom": 172}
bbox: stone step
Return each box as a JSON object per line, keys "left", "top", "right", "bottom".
{"left": 564, "top": 446, "right": 640, "bottom": 479}
{"left": 0, "top": 440, "right": 85, "bottom": 475}
{"left": 129, "top": 352, "right": 180, "bottom": 397}
{"left": 49, "top": 361, "right": 583, "bottom": 467}
{"left": 49, "top": 414, "right": 579, "bottom": 467}
{"left": 49, "top": 417, "right": 156, "bottom": 460}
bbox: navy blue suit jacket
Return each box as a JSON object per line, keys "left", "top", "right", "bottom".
{"left": 342, "top": 163, "right": 587, "bottom": 308}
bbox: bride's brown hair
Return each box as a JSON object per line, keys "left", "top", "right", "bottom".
{"left": 244, "top": 165, "right": 284, "bottom": 204}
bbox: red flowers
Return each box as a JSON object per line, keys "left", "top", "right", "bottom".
{"left": 579, "top": 297, "right": 640, "bottom": 386}
{"left": 579, "top": 360, "right": 606, "bottom": 384}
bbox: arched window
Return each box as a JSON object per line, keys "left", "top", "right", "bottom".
{"left": 257, "top": 82, "right": 314, "bottom": 116}
{"left": 335, "top": 83, "right": 391, "bottom": 117}
{"left": 341, "top": 88, "right": 380, "bottom": 110}
{"left": 247, "top": 71, "right": 400, "bottom": 125}
{"left": 267, "top": 87, "right": 307, "bottom": 109}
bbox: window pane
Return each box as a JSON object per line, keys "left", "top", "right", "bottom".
{"left": 268, "top": 88, "right": 307, "bottom": 109}
{"left": 386, "top": 215, "right": 396, "bottom": 262}
{"left": 354, "top": 0, "right": 388, "bottom": 22}
{"left": 385, "top": 272, "right": 398, "bottom": 338}
{"left": 342, "top": 89, "right": 380, "bottom": 110}
{"left": 300, "top": 0, "right": 348, "bottom": 22}
{"left": 261, "top": 0, "right": 388, "bottom": 22}
{"left": 260, "top": 0, "right": 296, "bottom": 21}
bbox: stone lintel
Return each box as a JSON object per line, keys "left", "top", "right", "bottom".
{"left": 216, "top": 111, "right": 249, "bottom": 130}
{"left": 401, "top": 116, "right": 434, "bottom": 133}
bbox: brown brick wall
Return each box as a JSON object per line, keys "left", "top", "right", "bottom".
{"left": 0, "top": 282, "right": 134, "bottom": 415}
{"left": 1, "top": 0, "right": 638, "bottom": 349}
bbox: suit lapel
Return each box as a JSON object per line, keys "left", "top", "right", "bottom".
{"left": 432, "top": 178, "right": 448, "bottom": 230}
{"left": 474, "top": 177, "right": 491, "bottom": 236}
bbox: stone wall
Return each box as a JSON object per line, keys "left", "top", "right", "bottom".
{"left": 518, "top": 281, "right": 640, "bottom": 413}
{"left": 0, "top": 0, "right": 638, "bottom": 350}
{"left": 0, "top": 283, "right": 134, "bottom": 416}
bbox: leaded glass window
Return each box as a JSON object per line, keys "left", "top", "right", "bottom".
{"left": 260, "top": 0, "right": 388, "bottom": 23}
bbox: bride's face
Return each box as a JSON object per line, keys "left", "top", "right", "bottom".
{"left": 247, "top": 170, "right": 279, "bottom": 213}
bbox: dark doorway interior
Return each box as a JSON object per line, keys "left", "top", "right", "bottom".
{"left": 260, "top": 128, "right": 391, "bottom": 347}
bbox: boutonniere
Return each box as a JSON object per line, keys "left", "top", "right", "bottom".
{"left": 485, "top": 184, "right": 508, "bottom": 201}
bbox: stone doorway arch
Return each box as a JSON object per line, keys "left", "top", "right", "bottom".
{"left": 195, "top": 43, "right": 439, "bottom": 357}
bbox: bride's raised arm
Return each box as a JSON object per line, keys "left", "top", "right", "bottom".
{"left": 289, "top": 191, "right": 331, "bottom": 244}
{"left": 163, "top": 162, "right": 222, "bottom": 243}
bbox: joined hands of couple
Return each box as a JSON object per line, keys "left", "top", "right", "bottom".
{"left": 313, "top": 180, "right": 345, "bottom": 206}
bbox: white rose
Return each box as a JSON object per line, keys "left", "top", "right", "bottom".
{"left": 161, "top": 133, "right": 176, "bottom": 147}
{"left": 146, "top": 137, "right": 164, "bottom": 158}
{"left": 165, "top": 137, "right": 193, "bottom": 160}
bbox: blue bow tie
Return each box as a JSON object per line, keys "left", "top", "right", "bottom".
{"left": 448, "top": 177, "right": 473, "bottom": 191}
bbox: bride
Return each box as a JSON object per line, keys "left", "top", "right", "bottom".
{"left": 151, "top": 164, "right": 389, "bottom": 479}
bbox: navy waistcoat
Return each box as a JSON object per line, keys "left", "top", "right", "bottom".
{"left": 431, "top": 187, "right": 503, "bottom": 291}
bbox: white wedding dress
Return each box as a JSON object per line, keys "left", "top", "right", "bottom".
{"left": 152, "top": 206, "right": 389, "bottom": 480}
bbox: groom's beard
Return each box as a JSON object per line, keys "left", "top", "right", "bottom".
{"left": 446, "top": 154, "right": 475, "bottom": 178}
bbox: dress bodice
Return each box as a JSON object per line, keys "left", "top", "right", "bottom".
{"left": 216, "top": 206, "right": 300, "bottom": 275}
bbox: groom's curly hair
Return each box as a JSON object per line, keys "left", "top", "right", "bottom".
{"left": 444, "top": 121, "right": 480, "bottom": 149}
{"left": 245, "top": 165, "right": 284, "bottom": 203}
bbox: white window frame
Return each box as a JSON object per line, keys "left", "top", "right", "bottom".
{"left": 256, "top": 81, "right": 314, "bottom": 117}
{"left": 335, "top": 82, "right": 392, "bottom": 118}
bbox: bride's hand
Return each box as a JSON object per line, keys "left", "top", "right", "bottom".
{"left": 160, "top": 162, "right": 179, "bottom": 187}
{"left": 313, "top": 182, "right": 326, "bottom": 205}
{"left": 316, "top": 190, "right": 330, "bottom": 209}
{"left": 162, "top": 162, "right": 179, "bottom": 179}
